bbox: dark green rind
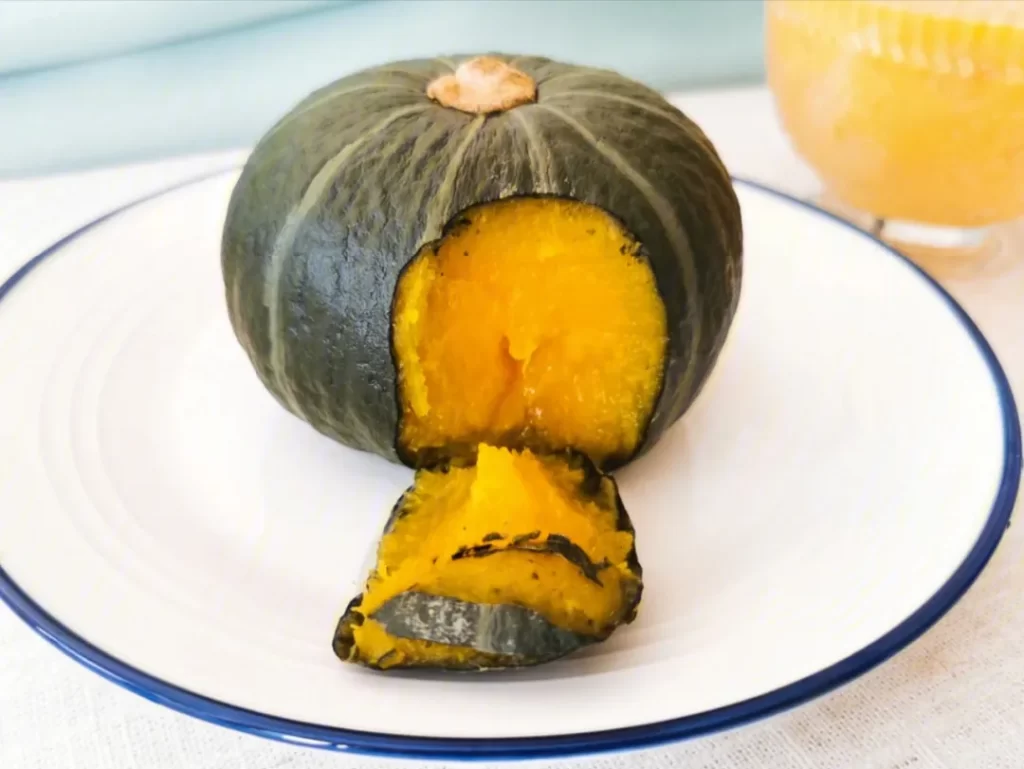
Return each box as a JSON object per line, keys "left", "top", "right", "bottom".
{"left": 334, "top": 593, "right": 588, "bottom": 672}
{"left": 222, "top": 53, "right": 742, "bottom": 468}
{"left": 333, "top": 594, "right": 366, "bottom": 661}
{"left": 376, "top": 592, "right": 592, "bottom": 660}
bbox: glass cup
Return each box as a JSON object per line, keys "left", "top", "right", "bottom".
{"left": 765, "top": 0, "right": 1024, "bottom": 268}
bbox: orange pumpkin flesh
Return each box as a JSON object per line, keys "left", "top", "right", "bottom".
{"left": 337, "top": 197, "right": 666, "bottom": 669}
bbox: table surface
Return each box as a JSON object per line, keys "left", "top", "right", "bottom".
{"left": 1, "top": 86, "right": 1022, "bottom": 769}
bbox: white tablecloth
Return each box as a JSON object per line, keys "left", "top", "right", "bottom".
{"left": 2, "top": 87, "right": 1022, "bottom": 769}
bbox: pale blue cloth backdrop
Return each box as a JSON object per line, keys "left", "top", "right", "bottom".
{"left": 0, "top": 0, "right": 765, "bottom": 178}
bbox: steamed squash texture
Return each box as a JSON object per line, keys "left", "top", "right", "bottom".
{"left": 221, "top": 55, "right": 742, "bottom": 670}
{"left": 334, "top": 446, "right": 641, "bottom": 670}
{"left": 394, "top": 196, "right": 668, "bottom": 469}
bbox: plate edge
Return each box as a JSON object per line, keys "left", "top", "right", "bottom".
{"left": 0, "top": 170, "right": 1019, "bottom": 762}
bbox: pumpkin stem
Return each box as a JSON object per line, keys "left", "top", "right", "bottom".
{"left": 427, "top": 56, "right": 536, "bottom": 114}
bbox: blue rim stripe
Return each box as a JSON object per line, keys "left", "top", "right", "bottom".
{"left": 0, "top": 171, "right": 1019, "bottom": 761}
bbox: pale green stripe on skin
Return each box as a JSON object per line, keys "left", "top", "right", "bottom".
{"left": 546, "top": 88, "right": 739, "bottom": 282}
{"left": 536, "top": 70, "right": 603, "bottom": 94}
{"left": 263, "top": 103, "right": 432, "bottom": 417}
{"left": 544, "top": 90, "right": 699, "bottom": 141}
{"left": 260, "top": 83, "right": 421, "bottom": 146}
{"left": 510, "top": 109, "right": 554, "bottom": 194}
{"left": 535, "top": 103, "right": 703, "bottom": 403}
{"left": 546, "top": 89, "right": 737, "bottom": 221}
{"left": 370, "top": 65, "right": 438, "bottom": 81}
{"left": 420, "top": 115, "right": 486, "bottom": 239}
{"left": 230, "top": 269, "right": 249, "bottom": 353}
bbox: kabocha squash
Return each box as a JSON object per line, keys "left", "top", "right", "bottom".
{"left": 222, "top": 54, "right": 742, "bottom": 467}
{"left": 221, "top": 54, "right": 742, "bottom": 670}
{"left": 334, "top": 446, "right": 641, "bottom": 670}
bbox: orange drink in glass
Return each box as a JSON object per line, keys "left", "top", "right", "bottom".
{"left": 766, "top": 0, "right": 1024, "bottom": 257}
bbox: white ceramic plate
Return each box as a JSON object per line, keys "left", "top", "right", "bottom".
{"left": 0, "top": 171, "right": 1018, "bottom": 761}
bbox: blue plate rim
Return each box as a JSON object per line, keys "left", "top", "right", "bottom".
{"left": 0, "top": 169, "right": 1019, "bottom": 761}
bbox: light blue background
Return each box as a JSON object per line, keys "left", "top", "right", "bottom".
{"left": 0, "top": 0, "right": 765, "bottom": 179}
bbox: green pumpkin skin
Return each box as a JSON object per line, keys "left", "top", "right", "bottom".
{"left": 221, "top": 54, "right": 743, "bottom": 468}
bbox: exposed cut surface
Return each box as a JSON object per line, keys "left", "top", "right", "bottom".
{"left": 393, "top": 197, "right": 668, "bottom": 468}
{"left": 334, "top": 445, "right": 641, "bottom": 670}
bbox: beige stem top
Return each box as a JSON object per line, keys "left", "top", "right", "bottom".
{"left": 427, "top": 56, "right": 536, "bottom": 114}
